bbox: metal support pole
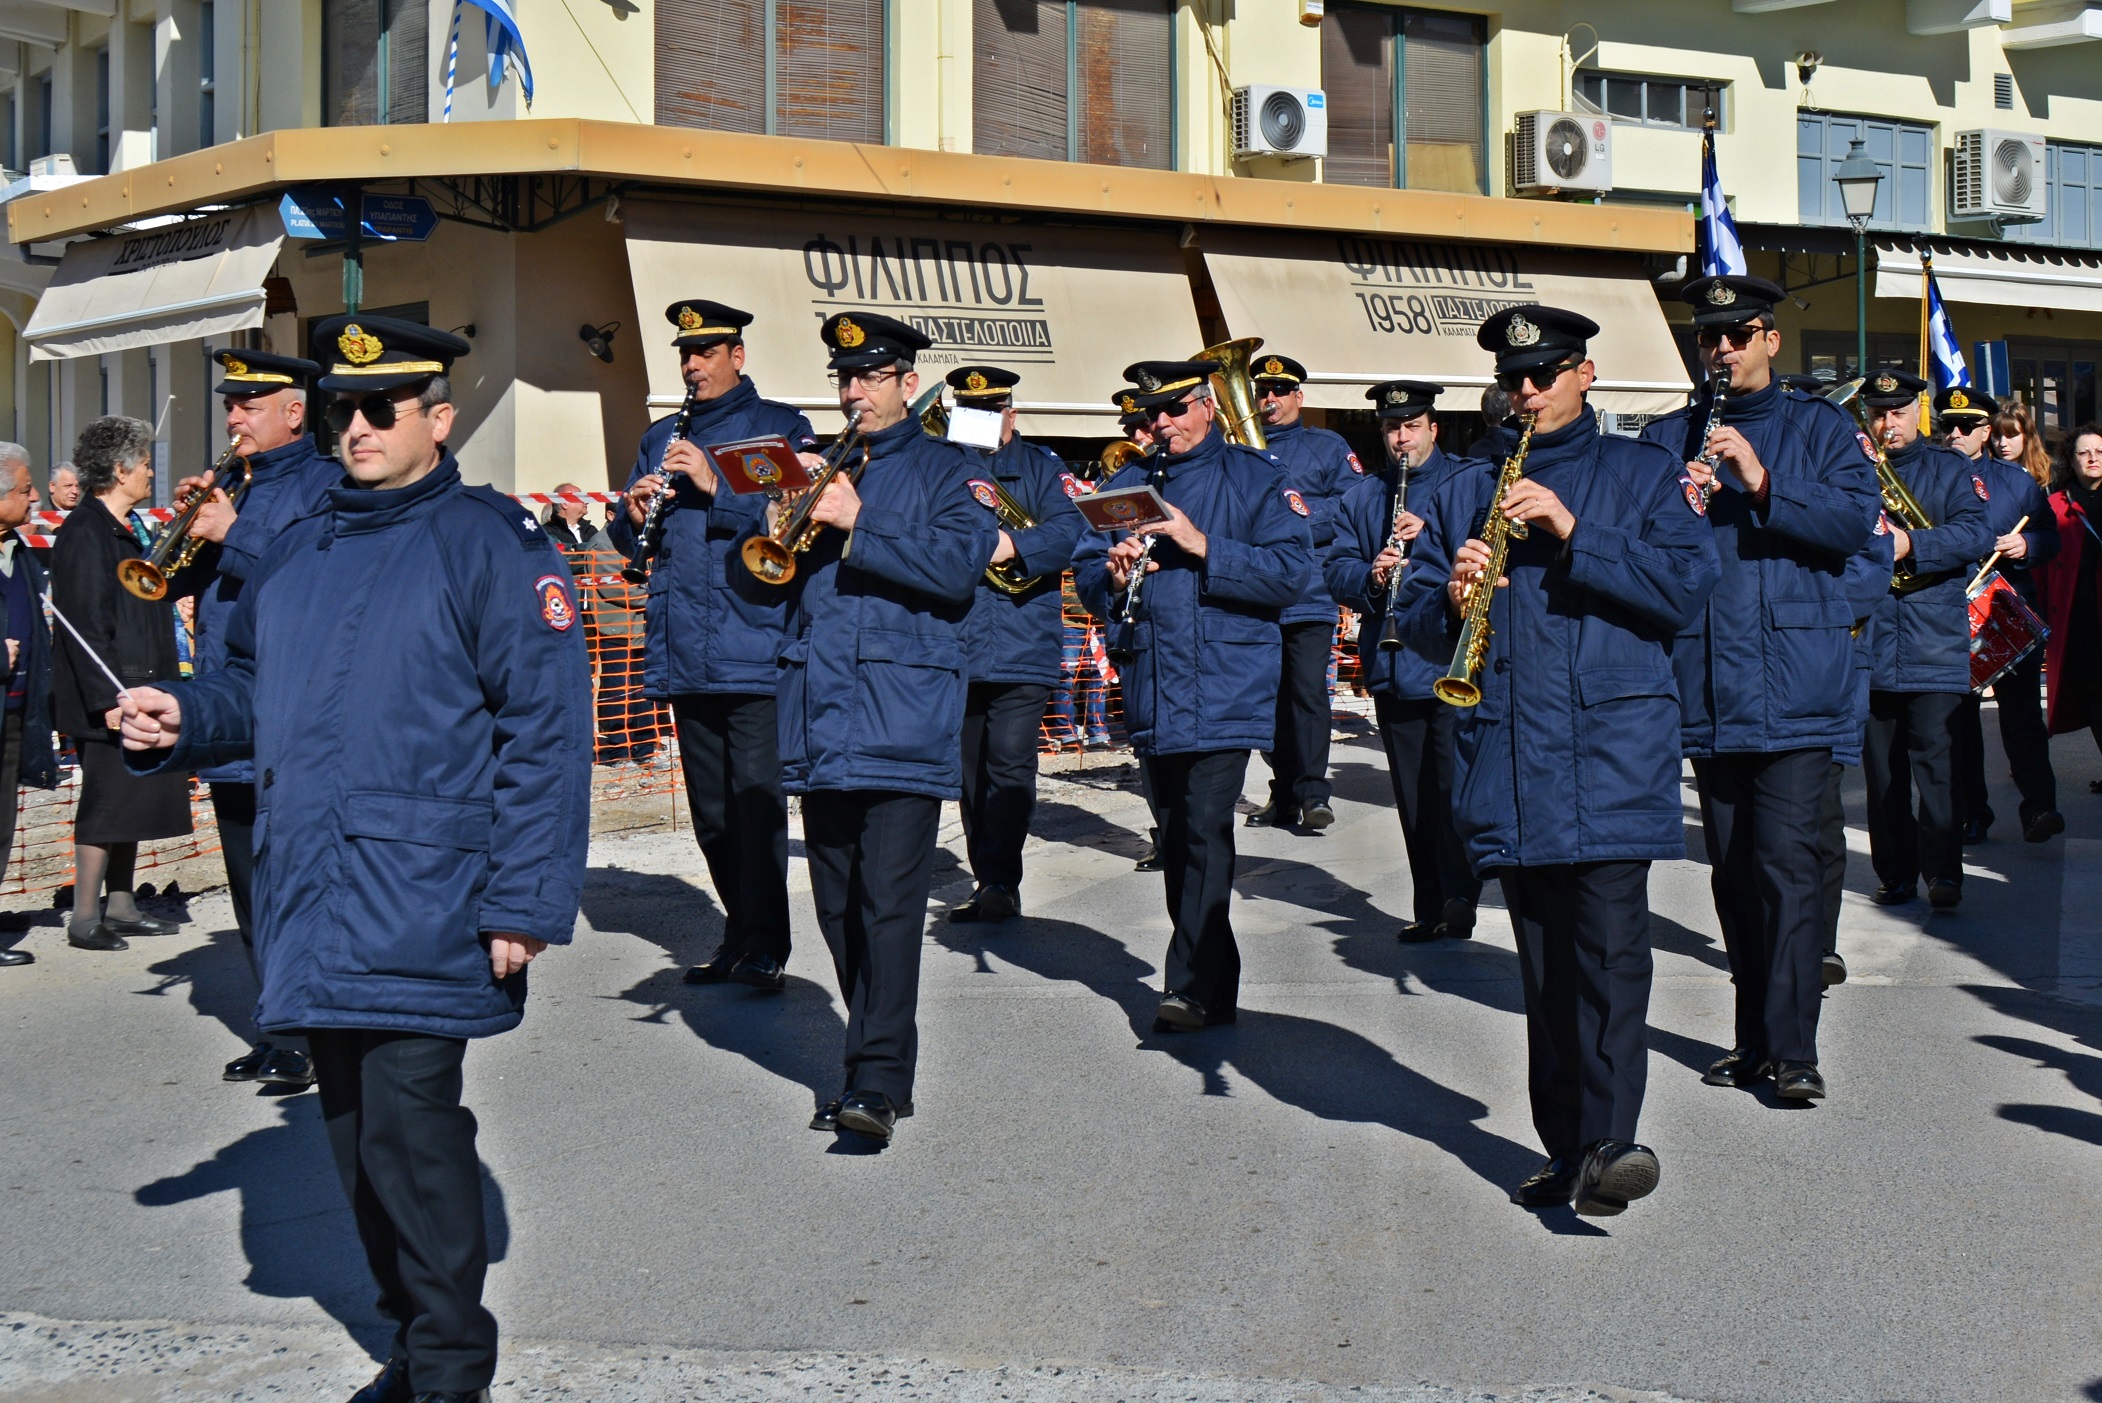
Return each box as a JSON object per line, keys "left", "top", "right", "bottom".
{"left": 1853, "top": 222, "right": 1867, "bottom": 376}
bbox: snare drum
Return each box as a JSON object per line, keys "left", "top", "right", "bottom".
{"left": 1967, "top": 570, "right": 2048, "bottom": 694}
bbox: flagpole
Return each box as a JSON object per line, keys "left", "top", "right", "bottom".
{"left": 1920, "top": 249, "right": 1934, "bottom": 432}
{"left": 443, "top": 1, "right": 461, "bottom": 122}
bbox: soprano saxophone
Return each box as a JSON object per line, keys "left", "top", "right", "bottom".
{"left": 1432, "top": 413, "right": 1538, "bottom": 708}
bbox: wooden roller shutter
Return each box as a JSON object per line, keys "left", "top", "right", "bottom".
{"left": 777, "top": 0, "right": 886, "bottom": 144}
{"left": 323, "top": 0, "right": 381, "bottom": 128}
{"left": 974, "top": 0, "right": 1068, "bottom": 161}
{"left": 1321, "top": 6, "right": 1393, "bottom": 189}
{"left": 384, "top": 0, "right": 428, "bottom": 124}
{"left": 1400, "top": 11, "right": 1482, "bottom": 194}
{"left": 655, "top": 0, "right": 766, "bottom": 132}
{"left": 1073, "top": 0, "right": 1170, "bottom": 170}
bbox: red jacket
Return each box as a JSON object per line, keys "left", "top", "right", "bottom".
{"left": 2035, "top": 487, "right": 2100, "bottom": 734}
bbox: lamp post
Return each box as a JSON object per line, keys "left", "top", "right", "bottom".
{"left": 1832, "top": 138, "right": 1885, "bottom": 377}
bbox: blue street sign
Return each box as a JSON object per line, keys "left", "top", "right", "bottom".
{"left": 280, "top": 189, "right": 348, "bottom": 240}
{"left": 279, "top": 189, "right": 437, "bottom": 244}
{"left": 360, "top": 195, "right": 437, "bottom": 243}
{"left": 1972, "top": 340, "right": 2011, "bottom": 399}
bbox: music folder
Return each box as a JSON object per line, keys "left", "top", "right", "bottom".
{"left": 1075, "top": 484, "right": 1173, "bottom": 533}
{"left": 709, "top": 435, "right": 812, "bottom": 495}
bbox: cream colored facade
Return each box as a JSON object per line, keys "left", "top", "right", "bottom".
{"left": 2, "top": 0, "right": 2100, "bottom": 494}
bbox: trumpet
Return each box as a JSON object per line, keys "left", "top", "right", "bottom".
{"left": 1823, "top": 377, "right": 1938, "bottom": 594}
{"left": 621, "top": 383, "right": 700, "bottom": 585}
{"left": 978, "top": 476, "right": 1044, "bottom": 597}
{"left": 118, "top": 435, "right": 250, "bottom": 602}
{"left": 741, "top": 409, "right": 869, "bottom": 586}
{"left": 1433, "top": 413, "right": 1538, "bottom": 708}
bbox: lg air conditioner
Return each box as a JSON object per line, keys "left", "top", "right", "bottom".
{"left": 1514, "top": 111, "right": 1613, "bottom": 196}
{"left": 1232, "top": 86, "right": 1328, "bottom": 161}
{"left": 1953, "top": 129, "right": 2046, "bottom": 222}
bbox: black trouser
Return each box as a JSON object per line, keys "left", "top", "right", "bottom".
{"left": 1967, "top": 649, "right": 2057, "bottom": 821}
{"left": 1497, "top": 861, "right": 1653, "bottom": 1162}
{"left": 1694, "top": 749, "right": 1830, "bottom": 1064}
{"left": 1863, "top": 690, "right": 1963, "bottom": 888}
{"left": 209, "top": 781, "right": 256, "bottom": 945}
{"left": 0, "top": 710, "right": 20, "bottom": 885}
{"left": 1820, "top": 762, "right": 1846, "bottom": 958}
{"left": 672, "top": 693, "right": 790, "bottom": 965}
{"left": 308, "top": 1030, "right": 496, "bottom": 1396}
{"left": 1373, "top": 693, "right": 1481, "bottom": 925}
{"left": 958, "top": 682, "right": 1049, "bottom": 894}
{"left": 1146, "top": 749, "right": 1249, "bottom": 1018}
{"left": 803, "top": 790, "right": 941, "bottom": 1104}
{"left": 1262, "top": 621, "right": 1333, "bottom": 813}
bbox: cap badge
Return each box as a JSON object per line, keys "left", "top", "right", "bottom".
{"left": 338, "top": 325, "right": 383, "bottom": 366}
{"left": 1949, "top": 390, "right": 1970, "bottom": 409}
{"left": 224, "top": 356, "right": 249, "bottom": 376}
{"left": 676, "top": 305, "right": 704, "bottom": 332}
{"left": 834, "top": 317, "right": 865, "bottom": 349}
{"left": 1385, "top": 388, "right": 1406, "bottom": 406}
{"left": 1707, "top": 282, "right": 1738, "bottom": 306}
{"left": 1136, "top": 370, "right": 1161, "bottom": 392}
{"left": 1506, "top": 314, "right": 1541, "bottom": 348}
{"left": 965, "top": 371, "right": 988, "bottom": 392}
{"left": 1119, "top": 394, "right": 1138, "bottom": 413}
{"left": 1264, "top": 357, "right": 1285, "bottom": 376}
{"left": 1874, "top": 373, "right": 1898, "bottom": 394}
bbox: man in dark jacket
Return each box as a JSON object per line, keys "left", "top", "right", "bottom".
{"left": 120, "top": 316, "right": 592, "bottom": 1403}
{"left": 754, "top": 312, "right": 994, "bottom": 1144}
{"left": 1640, "top": 275, "right": 1881, "bottom": 1104}
{"left": 177, "top": 347, "right": 340, "bottom": 1087}
{"left": 1247, "top": 353, "right": 1360, "bottom": 831}
{"left": 0, "top": 450, "right": 56, "bottom": 965}
{"left": 1857, "top": 371, "right": 1994, "bottom": 910}
{"left": 1397, "top": 306, "right": 1719, "bottom": 1217}
{"left": 607, "top": 301, "right": 816, "bottom": 991}
{"left": 1073, "top": 360, "right": 1311, "bottom": 1035}
{"left": 1324, "top": 380, "right": 1481, "bottom": 943}
{"left": 947, "top": 364, "right": 1085, "bottom": 924}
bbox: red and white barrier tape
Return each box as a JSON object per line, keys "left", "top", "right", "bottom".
{"left": 20, "top": 492, "right": 625, "bottom": 551}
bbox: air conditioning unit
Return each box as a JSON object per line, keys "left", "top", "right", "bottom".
{"left": 1232, "top": 86, "right": 1328, "bottom": 161}
{"left": 1953, "top": 129, "right": 2046, "bottom": 222}
{"left": 1514, "top": 111, "right": 1613, "bottom": 195}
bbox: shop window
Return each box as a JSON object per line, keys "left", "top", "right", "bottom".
{"left": 1573, "top": 70, "right": 1725, "bottom": 132}
{"left": 1800, "top": 331, "right": 1917, "bottom": 386}
{"left": 1321, "top": 5, "right": 1484, "bottom": 194}
{"left": 973, "top": 0, "right": 1172, "bottom": 170}
{"left": 323, "top": 0, "right": 429, "bottom": 127}
{"left": 657, "top": 0, "right": 887, "bottom": 145}
{"left": 1797, "top": 111, "right": 1932, "bottom": 232}
{"left": 33, "top": 73, "right": 50, "bottom": 162}
{"left": 94, "top": 47, "right": 108, "bottom": 172}
{"left": 2005, "top": 142, "right": 2102, "bottom": 252}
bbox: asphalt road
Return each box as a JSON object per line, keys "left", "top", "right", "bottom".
{"left": 1, "top": 711, "right": 2099, "bottom": 1403}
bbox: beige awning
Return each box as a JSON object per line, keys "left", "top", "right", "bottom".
{"left": 1199, "top": 227, "right": 1692, "bottom": 417}
{"left": 623, "top": 199, "right": 1204, "bottom": 437}
{"left": 1875, "top": 241, "right": 2102, "bottom": 315}
{"left": 23, "top": 204, "right": 284, "bottom": 361}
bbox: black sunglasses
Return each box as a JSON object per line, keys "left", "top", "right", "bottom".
{"left": 1695, "top": 323, "right": 1771, "bottom": 349}
{"left": 1494, "top": 358, "right": 1583, "bottom": 393}
{"left": 325, "top": 394, "right": 419, "bottom": 434}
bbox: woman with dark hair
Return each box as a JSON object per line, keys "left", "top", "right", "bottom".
{"left": 2038, "top": 424, "right": 2102, "bottom": 784}
{"left": 48, "top": 415, "right": 191, "bottom": 951}
{"left": 1991, "top": 402, "right": 2054, "bottom": 489}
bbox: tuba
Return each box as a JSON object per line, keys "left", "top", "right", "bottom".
{"left": 118, "top": 435, "right": 251, "bottom": 601}
{"left": 1824, "top": 377, "right": 1938, "bottom": 594}
{"left": 1197, "top": 337, "right": 1268, "bottom": 450}
{"left": 1434, "top": 413, "right": 1538, "bottom": 707}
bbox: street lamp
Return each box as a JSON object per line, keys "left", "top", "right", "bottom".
{"left": 1832, "top": 138, "right": 1884, "bottom": 376}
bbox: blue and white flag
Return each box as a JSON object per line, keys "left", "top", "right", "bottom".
{"left": 1925, "top": 266, "right": 1970, "bottom": 393}
{"left": 443, "top": 0, "right": 533, "bottom": 120}
{"left": 1698, "top": 127, "right": 1747, "bottom": 279}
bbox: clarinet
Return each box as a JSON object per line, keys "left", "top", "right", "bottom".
{"left": 1106, "top": 444, "right": 1167, "bottom": 665}
{"left": 1694, "top": 371, "right": 1729, "bottom": 506}
{"left": 1375, "top": 460, "right": 1412, "bottom": 652}
{"left": 620, "top": 384, "right": 702, "bottom": 585}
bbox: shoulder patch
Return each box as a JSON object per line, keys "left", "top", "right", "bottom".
{"left": 1972, "top": 473, "right": 1990, "bottom": 502}
{"left": 966, "top": 479, "right": 1001, "bottom": 512}
{"left": 1679, "top": 475, "right": 1706, "bottom": 517}
{"left": 1874, "top": 511, "right": 1891, "bottom": 537}
{"left": 535, "top": 573, "right": 576, "bottom": 632}
{"left": 1284, "top": 489, "right": 1310, "bottom": 517}
{"left": 1855, "top": 430, "right": 1879, "bottom": 465}
{"left": 1346, "top": 451, "right": 1365, "bottom": 476}
{"left": 461, "top": 484, "right": 555, "bottom": 551}
{"left": 1059, "top": 472, "right": 1087, "bottom": 499}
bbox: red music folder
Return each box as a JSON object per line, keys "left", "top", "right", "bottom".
{"left": 709, "top": 436, "right": 813, "bottom": 495}
{"left": 1074, "top": 484, "right": 1173, "bottom": 533}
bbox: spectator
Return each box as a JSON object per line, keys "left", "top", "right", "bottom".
{"left": 48, "top": 416, "right": 192, "bottom": 953}
{"left": 542, "top": 481, "right": 608, "bottom": 556}
{"left": 2038, "top": 424, "right": 2102, "bottom": 784}
{"left": 47, "top": 463, "right": 80, "bottom": 511}
{"left": 0, "top": 454, "right": 57, "bottom": 966}
{"left": 580, "top": 549, "right": 661, "bottom": 765}
{"left": 1992, "top": 402, "right": 2053, "bottom": 489}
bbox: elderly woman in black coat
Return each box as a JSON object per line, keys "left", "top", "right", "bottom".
{"left": 49, "top": 415, "right": 191, "bottom": 952}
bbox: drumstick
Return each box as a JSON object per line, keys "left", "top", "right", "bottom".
{"left": 43, "top": 593, "right": 132, "bottom": 705}
{"left": 1968, "top": 514, "right": 2031, "bottom": 595}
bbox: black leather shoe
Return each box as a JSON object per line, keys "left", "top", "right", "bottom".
{"left": 2024, "top": 810, "right": 2065, "bottom": 844}
{"left": 682, "top": 951, "right": 740, "bottom": 985}
{"left": 812, "top": 1094, "right": 911, "bottom": 1131}
{"left": 950, "top": 885, "right": 1019, "bottom": 924}
{"left": 411, "top": 1391, "right": 490, "bottom": 1403}
{"left": 100, "top": 913, "right": 177, "bottom": 937}
{"left": 1300, "top": 803, "right": 1335, "bottom": 831}
{"left": 1960, "top": 817, "right": 1990, "bottom": 844}
{"left": 1509, "top": 1156, "right": 1579, "bottom": 1208}
{"left": 0, "top": 948, "right": 31, "bottom": 966}
{"left": 346, "top": 1357, "right": 412, "bottom": 1403}
{"left": 1927, "top": 879, "right": 1963, "bottom": 910}
{"left": 67, "top": 923, "right": 127, "bottom": 952}
{"left": 1821, "top": 952, "right": 1848, "bottom": 988}
{"left": 1134, "top": 829, "right": 1163, "bottom": 872}
{"left": 1774, "top": 1060, "right": 1827, "bottom": 1100}
{"left": 836, "top": 1090, "right": 901, "bottom": 1141}
{"left": 1244, "top": 802, "right": 1299, "bottom": 829}
{"left": 1573, "top": 1141, "right": 1661, "bottom": 1217}
{"left": 1871, "top": 882, "right": 1916, "bottom": 907}
{"left": 224, "top": 1043, "right": 272, "bottom": 1082}
{"left": 258, "top": 1045, "right": 316, "bottom": 1088}
{"left": 1396, "top": 920, "right": 1446, "bottom": 944}
{"left": 728, "top": 954, "right": 787, "bottom": 992}
{"left": 1703, "top": 1046, "right": 1773, "bottom": 1088}
{"left": 1152, "top": 992, "right": 1207, "bottom": 1033}
{"left": 1440, "top": 899, "right": 1477, "bottom": 939}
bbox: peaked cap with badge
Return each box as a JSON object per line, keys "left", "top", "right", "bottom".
{"left": 310, "top": 315, "right": 472, "bottom": 394}
{"left": 1680, "top": 274, "right": 1787, "bottom": 328}
{"left": 1476, "top": 305, "right": 1599, "bottom": 374}
{"left": 946, "top": 365, "right": 1020, "bottom": 403}
{"left": 820, "top": 311, "right": 932, "bottom": 371}
{"left": 212, "top": 347, "right": 320, "bottom": 397}
{"left": 1119, "top": 358, "right": 1220, "bottom": 412}
{"left": 1366, "top": 379, "right": 1442, "bottom": 421}
{"left": 1859, "top": 368, "right": 1930, "bottom": 409}
{"left": 1933, "top": 385, "right": 1997, "bottom": 423}
{"left": 664, "top": 299, "right": 753, "bottom": 351}
{"left": 1251, "top": 354, "right": 1307, "bottom": 387}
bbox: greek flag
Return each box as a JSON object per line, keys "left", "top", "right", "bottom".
{"left": 1698, "top": 127, "right": 1747, "bottom": 279}
{"left": 444, "top": 0, "right": 533, "bottom": 120}
{"left": 1926, "top": 269, "right": 1970, "bottom": 392}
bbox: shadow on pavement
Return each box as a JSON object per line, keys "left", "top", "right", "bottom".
{"left": 614, "top": 964, "right": 848, "bottom": 1114}
{"left": 1967, "top": 984, "right": 2102, "bottom": 1151}
{"left": 580, "top": 865, "right": 726, "bottom": 966}
{"left": 139, "top": 927, "right": 260, "bottom": 1053}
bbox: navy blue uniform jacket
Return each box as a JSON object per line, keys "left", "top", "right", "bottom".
{"left": 138, "top": 460, "right": 593, "bottom": 1040}
{"left": 189, "top": 434, "right": 339, "bottom": 785}
{"left": 961, "top": 433, "right": 1086, "bottom": 685}
{"left": 1324, "top": 445, "right": 1477, "bottom": 700}
{"left": 766, "top": 414, "right": 996, "bottom": 800}
{"left": 5, "top": 539, "right": 57, "bottom": 791}
{"left": 1262, "top": 419, "right": 1362, "bottom": 626}
{"left": 1640, "top": 380, "right": 1880, "bottom": 757}
{"left": 1072, "top": 424, "right": 1312, "bottom": 756}
{"left": 605, "top": 377, "right": 816, "bottom": 698}
{"left": 1866, "top": 437, "right": 1995, "bottom": 694}
{"left": 1396, "top": 409, "right": 1720, "bottom": 873}
{"left": 1969, "top": 453, "right": 2057, "bottom": 604}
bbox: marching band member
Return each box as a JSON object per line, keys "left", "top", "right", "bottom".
{"left": 1323, "top": 379, "right": 1480, "bottom": 942}
{"left": 1246, "top": 354, "right": 1360, "bottom": 832}
{"left": 947, "top": 366, "right": 1085, "bottom": 924}
{"left": 1072, "top": 361, "right": 1310, "bottom": 1033}
{"left": 1856, "top": 371, "right": 1994, "bottom": 911}
{"left": 606, "top": 301, "right": 817, "bottom": 992}
{"left": 1640, "top": 275, "right": 1879, "bottom": 1103}
{"left": 1396, "top": 306, "right": 1718, "bottom": 1215}
{"left": 758, "top": 312, "right": 995, "bottom": 1143}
